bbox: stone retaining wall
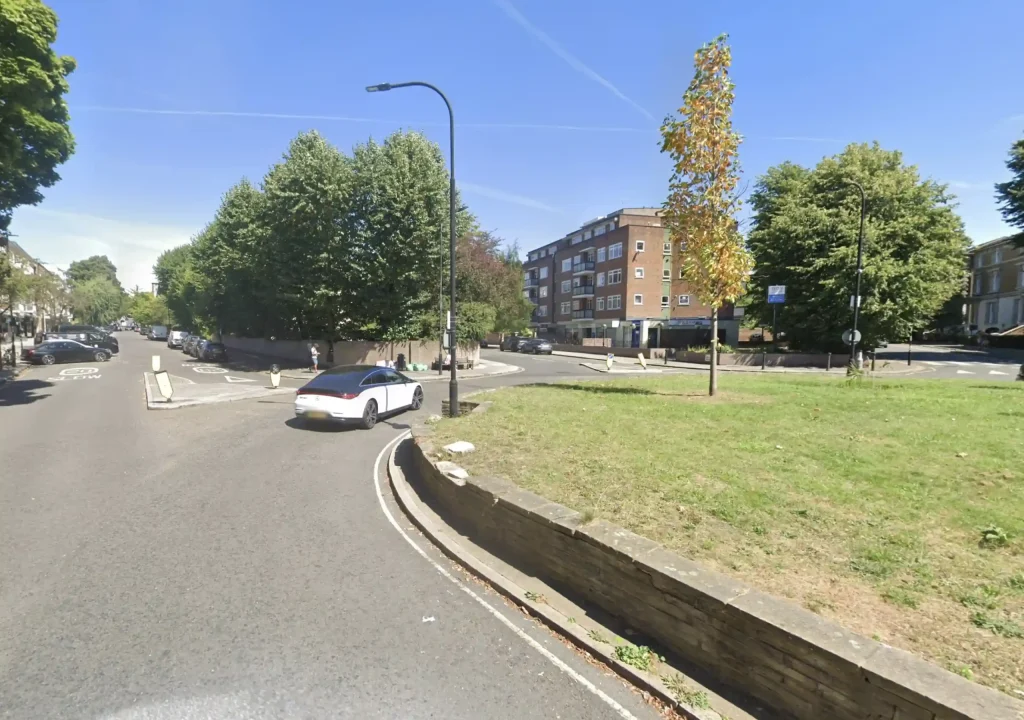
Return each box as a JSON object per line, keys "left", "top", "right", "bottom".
{"left": 409, "top": 423, "right": 1024, "bottom": 720}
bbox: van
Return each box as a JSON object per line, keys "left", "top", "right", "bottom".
{"left": 149, "top": 325, "right": 169, "bottom": 341}
{"left": 167, "top": 329, "right": 188, "bottom": 348}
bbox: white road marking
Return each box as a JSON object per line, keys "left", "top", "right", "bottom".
{"left": 192, "top": 366, "right": 228, "bottom": 374}
{"left": 989, "top": 370, "right": 1010, "bottom": 376}
{"left": 373, "top": 433, "right": 640, "bottom": 720}
{"left": 956, "top": 370, "right": 974, "bottom": 375}
{"left": 60, "top": 367, "right": 99, "bottom": 376}
{"left": 224, "top": 376, "right": 254, "bottom": 383}
{"left": 46, "top": 375, "right": 101, "bottom": 381}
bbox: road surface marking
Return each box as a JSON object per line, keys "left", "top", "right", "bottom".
{"left": 373, "top": 433, "right": 640, "bottom": 720}
{"left": 46, "top": 375, "right": 101, "bottom": 381}
{"left": 59, "top": 367, "right": 98, "bottom": 376}
{"left": 224, "top": 375, "right": 254, "bottom": 383}
{"left": 989, "top": 370, "right": 1010, "bottom": 376}
{"left": 956, "top": 370, "right": 974, "bottom": 375}
{"left": 192, "top": 366, "right": 228, "bottom": 374}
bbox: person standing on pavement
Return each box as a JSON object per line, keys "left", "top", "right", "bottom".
{"left": 310, "top": 343, "right": 320, "bottom": 373}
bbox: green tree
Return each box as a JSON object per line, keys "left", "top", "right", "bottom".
{"left": 995, "top": 136, "right": 1024, "bottom": 245}
{"left": 127, "top": 291, "right": 171, "bottom": 326}
{"left": 0, "top": 0, "right": 76, "bottom": 234}
{"left": 66, "top": 255, "right": 120, "bottom": 289}
{"left": 660, "top": 34, "right": 752, "bottom": 396}
{"left": 455, "top": 231, "right": 532, "bottom": 334}
{"left": 417, "top": 300, "right": 496, "bottom": 343}
{"left": 70, "top": 276, "right": 121, "bottom": 325}
{"left": 746, "top": 143, "right": 970, "bottom": 350}
{"left": 154, "top": 244, "right": 200, "bottom": 331}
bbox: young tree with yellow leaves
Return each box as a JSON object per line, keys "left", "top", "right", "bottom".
{"left": 661, "top": 34, "right": 752, "bottom": 396}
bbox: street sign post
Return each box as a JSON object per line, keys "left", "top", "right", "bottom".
{"left": 767, "top": 286, "right": 786, "bottom": 342}
{"left": 842, "top": 329, "right": 862, "bottom": 346}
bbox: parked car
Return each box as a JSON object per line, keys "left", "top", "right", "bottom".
{"left": 294, "top": 365, "right": 424, "bottom": 429}
{"left": 149, "top": 325, "right": 169, "bottom": 341}
{"left": 199, "top": 341, "right": 228, "bottom": 362}
{"left": 188, "top": 337, "right": 207, "bottom": 357}
{"left": 182, "top": 335, "right": 200, "bottom": 355}
{"left": 45, "top": 331, "right": 119, "bottom": 355}
{"left": 167, "top": 329, "right": 188, "bottom": 349}
{"left": 26, "top": 340, "right": 111, "bottom": 365}
{"left": 139, "top": 326, "right": 150, "bottom": 335}
{"left": 520, "top": 338, "right": 553, "bottom": 355}
{"left": 500, "top": 335, "right": 530, "bottom": 352}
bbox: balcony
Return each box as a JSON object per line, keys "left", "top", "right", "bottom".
{"left": 572, "top": 309, "right": 594, "bottom": 320}
{"left": 572, "top": 261, "right": 595, "bottom": 275}
{"left": 572, "top": 285, "right": 595, "bottom": 297}
{"left": 524, "top": 275, "right": 539, "bottom": 287}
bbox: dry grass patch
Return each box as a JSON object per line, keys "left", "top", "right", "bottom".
{"left": 433, "top": 374, "right": 1024, "bottom": 696}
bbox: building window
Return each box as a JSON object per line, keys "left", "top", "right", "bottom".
{"left": 609, "top": 242, "right": 623, "bottom": 260}
{"left": 994, "top": 249, "right": 1003, "bottom": 264}
{"left": 633, "top": 294, "right": 643, "bottom": 306}
{"left": 606, "top": 223, "right": 612, "bottom": 233}
{"left": 597, "top": 247, "right": 607, "bottom": 263}
{"left": 539, "top": 286, "right": 548, "bottom": 298}
{"left": 561, "top": 280, "right": 571, "bottom": 293}
{"left": 678, "top": 295, "right": 690, "bottom": 306}
{"left": 584, "top": 230, "right": 591, "bottom": 240}
{"left": 560, "top": 302, "right": 571, "bottom": 315}
{"left": 635, "top": 240, "right": 646, "bottom": 253}
{"left": 634, "top": 267, "right": 644, "bottom": 279}
{"left": 596, "top": 272, "right": 605, "bottom": 287}
{"left": 529, "top": 252, "right": 537, "bottom": 261}
{"left": 595, "top": 225, "right": 605, "bottom": 236}
{"left": 1018, "top": 264, "right": 1024, "bottom": 289}
{"left": 571, "top": 235, "right": 581, "bottom": 245}
{"left": 984, "top": 301, "right": 997, "bottom": 324}
{"left": 596, "top": 297, "right": 605, "bottom": 311}
{"left": 1013, "top": 298, "right": 1021, "bottom": 325}
{"left": 539, "top": 266, "right": 548, "bottom": 279}
{"left": 991, "top": 270, "right": 1001, "bottom": 293}
{"left": 560, "top": 258, "right": 572, "bottom": 273}
{"left": 608, "top": 269, "right": 622, "bottom": 284}
{"left": 662, "top": 268, "right": 671, "bottom": 280}
{"left": 661, "top": 295, "right": 670, "bottom": 308}
{"left": 607, "top": 295, "right": 622, "bottom": 310}
{"left": 663, "top": 242, "right": 671, "bottom": 255}
{"left": 679, "top": 268, "right": 686, "bottom": 279}
{"left": 536, "top": 305, "right": 547, "bottom": 317}
{"left": 973, "top": 273, "right": 982, "bottom": 295}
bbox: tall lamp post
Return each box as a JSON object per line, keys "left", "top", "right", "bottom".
{"left": 366, "top": 81, "right": 460, "bottom": 415}
{"left": 847, "top": 180, "right": 867, "bottom": 369}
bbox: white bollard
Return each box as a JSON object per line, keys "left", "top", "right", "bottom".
{"left": 151, "top": 355, "right": 161, "bottom": 372}
{"left": 606, "top": 353, "right": 614, "bottom": 371}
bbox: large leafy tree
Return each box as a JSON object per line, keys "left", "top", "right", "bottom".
{"left": 70, "top": 276, "right": 121, "bottom": 325}
{"left": 456, "top": 231, "right": 532, "bottom": 334}
{"left": 0, "top": 0, "right": 76, "bottom": 235}
{"left": 746, "top": 143, "right": 970, "bottom": 350}
{"left": 154, "top": 244, "right": 201, "bottom": 331}
{"left": 660, "top": 34, "right": 752, "bottom": 396}
{"left": 66, "top": 255, "right": 120, "bottom": 289}
{"left": 995, "top": 136, "right": 1024, "bottom": 245}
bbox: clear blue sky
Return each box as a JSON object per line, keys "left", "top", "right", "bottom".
{"left": 12, "top": 0, "right": 1024, "bottom": 289}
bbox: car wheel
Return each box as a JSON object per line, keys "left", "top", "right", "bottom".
{"left": 41, "top": 354, "right": 55, "bottom": 365}
{"left": 95, "top": 351, "right": 108, "bottom": 362}
{"left": 360, "top": 399, "right": 378, "bottom": 430}
{"left": 411, "top": 387, "right": 423, "bottom": 410}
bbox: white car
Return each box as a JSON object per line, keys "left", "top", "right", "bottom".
{"left": 294, "top": 364, "right": 424, "bottom": 429}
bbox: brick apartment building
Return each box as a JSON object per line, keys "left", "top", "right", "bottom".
{"left": 522, "top": 208, "right": 739, "bottom": 348}
{"left": 967, "top": 235, "right": 1024, "bottom": 332}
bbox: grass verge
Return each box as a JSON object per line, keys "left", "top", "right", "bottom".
{"left": 432, "top": 374, "right": 1024, "bottom": 695}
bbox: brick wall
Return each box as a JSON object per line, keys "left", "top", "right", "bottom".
{"left": 409, "top": 426, "right": 1024, "bottom": 720}
{"left": 221, "top": 336, "right": 479, "bottom": 367}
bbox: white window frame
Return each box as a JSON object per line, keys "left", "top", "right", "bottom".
{"left": 539, "top": 266, "right": 548, "bottom": 279}
{"left": 560, "top": 302, "right": 571, "bottom": 315}
{"left": 1013, "top": 298, "right": 1021, "bottom": 325}
{"left": 633, "top": 294, "right": 643, "bottom": 306}
{"left": 661, "top": 295, "right": 670, "bottom": 308}
{"left": 1018, "top": 264, "right": 1024, "bottom": 289}
{"left": 663, "top": 242, "right": 671, "bottom": 255}
{"left": 597, "top": 247, "right": 607, "bottom": 263}
{"left": 985, "top": 301, "right": 997, "bottom": 324}
{"left": 561, "top": 258, "right": 572, "bottom": 273}
{"left": 991, "top": 270, "right": 1001, "bottom": 293}
{"left": 596, "top": 297, "right": 605, "bottom": 311}
{"left": 539, "top": 286, "right": 548, "bottom": 298}
{"left": 584, "top": 230, "right": 591, "bottom": 240}
{"left": 536, "top": 305, "right": 547, "bottom": 317}
{"left": 677, "top": 295, "right": 691, "bottom": 306}
{"left": 608, "top": 269, "right": 622, "bottom": 285}
{"left": 609, "top": 242, "right": 623, "bottom": 260}
{"left": 596, "top": 272, "right": 605, "bottom": 287}
{"left": 635, "top": 240, "right": 646, "bottom": 253}
{"left": 662, "top": 268, "right": 671, "bottom": 280}
{"left": 607, "top": 295, "right": 622, "bottom": 310}
{"left": 529, "top": 252, "right": 537, "bottom": 262}
{"left": 634, "top": 267, "right": 644, "bottom": 279}
{"left": 679, "top": 268, "right": 686, "bottom": 279}
{"left": 994, "top": 249, "right": 1003, "bottom": 264}
{"left": 594, "top": 225, "right": 606, "bottom": 236}
{"left": 560, "top": 280, "right": 571, "bottom": 293}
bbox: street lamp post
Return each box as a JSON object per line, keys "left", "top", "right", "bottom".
{"left": 847, "top": 180, "right": 867, "bottom": 370}
{"left": 367, "top": 81, "right": 460, "bottom": 415}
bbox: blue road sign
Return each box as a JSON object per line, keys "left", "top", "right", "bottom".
{"left": 767, "top": 285, "right": 786, "bottom": 304}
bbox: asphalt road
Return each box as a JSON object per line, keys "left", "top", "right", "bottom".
{"left": 873, "top": 343, "right": 1022, "bottom": 380}
{"left": 0, "top": 333, "right": 662, "bottom": 720}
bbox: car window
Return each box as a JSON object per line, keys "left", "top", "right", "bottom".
{"left": 361, "top": 371, "right": 386, "bottom": 386}
{"left": 383, "top": 369, "right": 405, "bottom": 384}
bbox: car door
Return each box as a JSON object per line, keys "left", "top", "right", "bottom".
{"left": 383, "top": 369, "right": 413, "bottom": 408}
{"left": 362, "top": 371, "right": 390, "bottom": 412}
{"left": 69, "top": 342, "right": 94, "bottom": 362}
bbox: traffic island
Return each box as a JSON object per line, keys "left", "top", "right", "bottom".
{"left": 143, "top": 371, "right": 294, "bottom": 410}
{"left": 410, "top": 374, "right": 1024, "bottom": 719}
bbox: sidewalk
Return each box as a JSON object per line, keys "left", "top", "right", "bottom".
{"left": 277, "top": 358, "right": 522, "bottom": 382}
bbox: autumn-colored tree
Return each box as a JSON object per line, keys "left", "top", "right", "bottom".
{"left": 660, "top": 34, "right": 752, "bottom": 395}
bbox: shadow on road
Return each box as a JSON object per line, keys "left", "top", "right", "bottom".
{"left": 0, "top": 379, "right": 55, "bottom": 407}
{"left": 284, "top": 416, "right": 414, "bottom": 433}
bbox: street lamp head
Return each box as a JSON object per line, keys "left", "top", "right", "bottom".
{"left": 365, "top": 83, "right": 392, "bottom": 93}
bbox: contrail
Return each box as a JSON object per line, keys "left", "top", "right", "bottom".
{"left": 493, "top": 0, "right": 655, "bottom": 121}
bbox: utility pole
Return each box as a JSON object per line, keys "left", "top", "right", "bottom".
{"left": 847, "top": 180, "right": 867, "bottom": 370}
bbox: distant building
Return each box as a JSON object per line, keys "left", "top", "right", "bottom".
{"left": 152, "top": 282, "right": 160, "bottom": 296}
{"left": 1, "top": 240, "right": 69, "bottom": 335}
{"left": 966, "top": 236, "right": 1024, "bottom": 332}
{"left": 522, "top": 208, "right": 738, "bottom": 348}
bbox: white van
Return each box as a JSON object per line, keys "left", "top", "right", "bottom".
{"left": 149, "top": 325, "right": 169, "bottom": 341}
{"left": 167, "top": 329, "right": 188, "bottom": 348}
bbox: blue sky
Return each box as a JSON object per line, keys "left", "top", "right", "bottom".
{"left": 11, "top": 0, "right": 1024, "bottom": 289}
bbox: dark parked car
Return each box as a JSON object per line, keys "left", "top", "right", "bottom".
{"left": 26, "top": 340, "right": 111, "bottom": 365}
{"left": 188, "top": 337, "right": 207, "bottom": 357}
{"left": 139, "top": 326, "right": 150, "bottom": 335}
{"left": 520, "top": 338, "right": 553, "bottom": 355}
{"left": 500, "top": 335, "right": 530, "bottom": 352}
{"left": 46, "top": 331, "right": 119, "bottom": 354}
{"left": 199, "top": 341, "right": 228, "bottom": 362}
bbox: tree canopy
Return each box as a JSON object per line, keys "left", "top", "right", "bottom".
{"left": 66, "top": 255, "right": 120, "bottom": 289}
{"left": 70, "top": 276, "right": 121, "bottom": 325}
{"left": 995, "top": 135, "right": 1024, "bottom": 245}
{"left": 746, "top": 143, "right": 970, "bottom": 350}
{"left": 0, "top": 0, "right": 76, "bottom": 234}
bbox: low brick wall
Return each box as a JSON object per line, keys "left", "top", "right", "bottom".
{"left": 408, "top": 424, "right": 1024, "bottom": 720}
{"left": 552, "top": 344, "right": 667, "bottom": 360}
{"left": 221, "top": 336, "right": 479, "bottom": 367}
{"left": 676, "top": 351, "right": 849, "bottom": 368}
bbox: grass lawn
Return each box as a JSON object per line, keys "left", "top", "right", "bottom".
{"left": 432, "top": 374, "right": 1024, "bottom": 695}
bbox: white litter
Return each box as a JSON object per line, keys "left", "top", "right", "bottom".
{"left": 444, "top": 440, "right": 476, "bottom": 454}
{"left": 422, "top": 616, "right": 436, "bottom": 623}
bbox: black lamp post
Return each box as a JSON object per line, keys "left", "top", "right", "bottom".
{"left": 366, "top": 81, "right": 460, "bottom": 415}
{"left": 847, "top": 180, "right": 867, "bottom": 369}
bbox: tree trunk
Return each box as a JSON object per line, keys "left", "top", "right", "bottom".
{"left": 709, "top": 306, "right": 719, "bottom": 397}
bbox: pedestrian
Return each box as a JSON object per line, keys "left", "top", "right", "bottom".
{"left": 310, "top": 343, "right": 320, "bottom": 373}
